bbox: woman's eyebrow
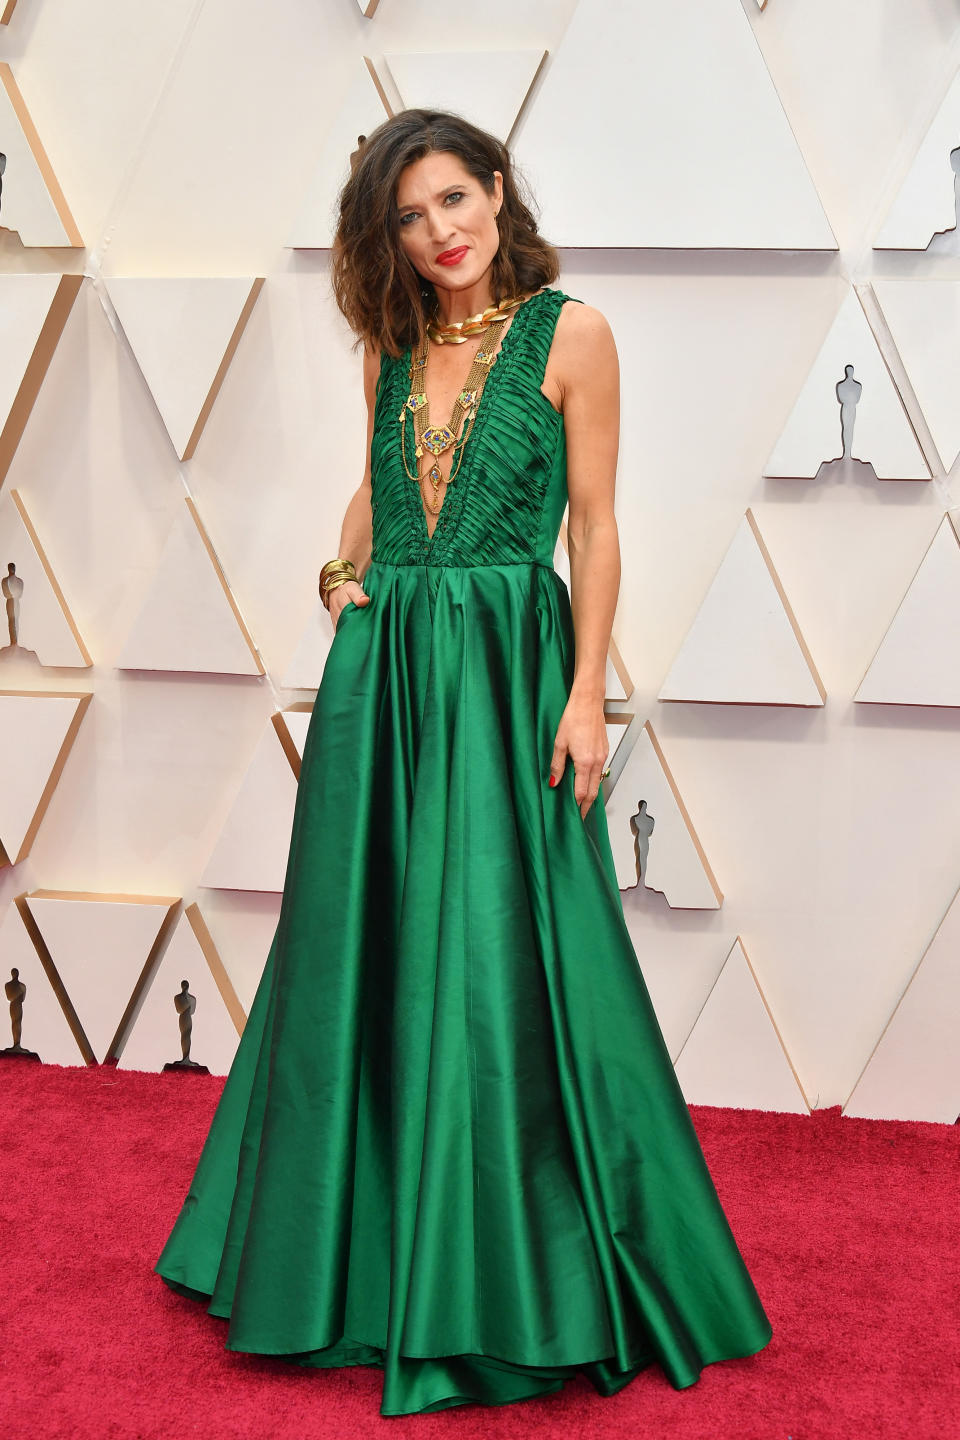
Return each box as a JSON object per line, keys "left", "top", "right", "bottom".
{"left": 397, "top": 184, "right": 467, "bottom": 210}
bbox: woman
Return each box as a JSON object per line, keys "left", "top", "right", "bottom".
{"left": 155, "top": 109, "right": 772, "bottom": 1417}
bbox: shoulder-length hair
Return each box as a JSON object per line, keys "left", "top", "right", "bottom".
{"left": 331, "top": 108, "right": 559, "bottom": 358}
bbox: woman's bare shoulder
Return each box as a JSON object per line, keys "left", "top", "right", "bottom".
{"left": 553, "top": 301, "right": 618, "bottom": 392}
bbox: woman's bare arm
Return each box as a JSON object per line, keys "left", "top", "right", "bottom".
{"left": 327, "top": 345, "right": 378, "bottom": 622}
{"left": 547, "top": 302, "right": 621, "bottom": 819}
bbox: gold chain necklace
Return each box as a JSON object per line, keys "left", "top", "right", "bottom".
{"left": 399, "top": 320, "right": 509, "bottom": 515}
{"left": 426, "top": 292, "right": 531, "bottom": 345}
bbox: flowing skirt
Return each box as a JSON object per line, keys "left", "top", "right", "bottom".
{"left": 154, "top": 559, "right": 772, "bottom": 1416}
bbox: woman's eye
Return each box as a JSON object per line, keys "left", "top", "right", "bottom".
{"left": 444, "top": 191, "right": 464, "bottom": 205}
{"left": 398, "top": 212, "right": 419, "bottom": 226}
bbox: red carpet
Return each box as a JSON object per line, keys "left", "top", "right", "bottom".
{"left": 1, "top": 1059, "right": 956, "bottom": 1439}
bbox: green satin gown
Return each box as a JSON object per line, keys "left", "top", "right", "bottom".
{"left": 154, "top": 287, "right": 773, "bottom": 1416}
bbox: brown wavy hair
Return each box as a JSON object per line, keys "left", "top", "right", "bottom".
{"left": 331, "top": 109, "right": 559, "bottom": 358}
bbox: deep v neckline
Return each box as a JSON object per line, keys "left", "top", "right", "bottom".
{"left": 405, "top": 292, "right": 542, "bottom": 554}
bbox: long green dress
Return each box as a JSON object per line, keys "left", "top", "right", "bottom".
{"left": 154, "top": 286, "right": 773, "bottom": 1416}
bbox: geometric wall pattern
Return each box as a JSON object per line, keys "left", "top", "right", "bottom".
{"left": 2, "top": 0, "right": 959, "bottom": 1120}
{"left": 0, "top": 488, "right": 91, "bottom": 666}
{"left": 674, "top": 938, "right": 810, "bottom": 1114}
{"left": 15, "top": 891, "right": 180, "bottom": 1064}
{"left": 0, "top": 899, "right": 85, "bottom": 1065}
{"left": 381, "top": 50, "right": 547, "bottom": 143}
{"left": 0, "top": 63, "right": 82, "bottom": 248}
{"left": 116, "top": 497, "right": 264, "bottom": 677}
{"left": 843, "top": 878, "right": 960, "bottom": 1124}
{"left": 872, "top": 279, "right": 960, "bottom": 473}
{"left": 764, "top": 288, "right": 930, "bottom": 481}
{"left": 510, "top": 0, "right": 836, "bottom": 248}
{"left": 105, "top": 277, "right": 265, "bottom": 460}
{"left": 117, "top": 903, "right": 245, "bottom": 1075}
{"left": 855, "top": 513, "right": 960, "bottom": 707}
{"left": 200, "top": 708, "right": 305, "bottom": 892}
{"left": 0, "top": 275, "right": 83, "bottom": 490}
{"left": 604, "top": 719, "right": 723, "bottom": 907}
{"left": 287, "top": 61, "right": 390, "bottom": 250}
{"left": 658, "top": 509, "right": 826, "bottom": 707}
{"left": 873, "top": 63, "right": 960, "bottom": 251}
{"left": 0, "top": 690, "right": 91, "bottom": 866}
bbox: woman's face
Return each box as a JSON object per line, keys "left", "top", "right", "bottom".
{"left": 395, "top": 151, "right": 503, "bottom": 300}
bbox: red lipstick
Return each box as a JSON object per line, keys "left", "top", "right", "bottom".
{"left": 436, "top": 245, "right": 468, "bottom": 266}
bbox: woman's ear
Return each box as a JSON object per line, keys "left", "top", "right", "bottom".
{"left": 492, "top": 170, "right": 504, "bottom": 213}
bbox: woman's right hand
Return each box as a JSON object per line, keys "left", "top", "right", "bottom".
{"left": 330, "top": 578, "right": 371, "bottom": 625}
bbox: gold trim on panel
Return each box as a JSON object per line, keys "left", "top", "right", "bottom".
{"left": 0, "top": 64, "right": 83, "bottom": 246}
{"left": 364, "top": 55, "right": 394, "bottom": 117}
{"left": 746, "top": 507, "right": 826, "bottom": 702}
{"left": 185, "top": 902, "right": 246, "bottom": 1036}
{"left": 271, "top": 702, "right": 313, "bottom": 781}
{"left": 107, "top": 900, "right": 182, "bottom": 1059}
{"left": 0, "top": 276, "right": 84, "bottom": 492}
{"left": 185, "top": 496, "right": 266, "bottom": 675}
{"left": 14, "top": 891, "right": 96, "bottom": 1065}
{"left": 0, "top": 689, "right": 92, "bottom": 866}
{"left": 9, "top": 488, "right": 92, "bottom": 664}
{"left": 182, "top": 278, "right": 266, "bottom": 460}
{"left": 645, "top": 718, "right": 724, "bottom": 906}
{"left": 738, "top": 936, "right": 812, "bottom": 1110}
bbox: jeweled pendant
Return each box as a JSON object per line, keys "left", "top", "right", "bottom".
{"left": 428, "top": 461, "right": 443, "bottom": 487}
{"left": 406, "top": 392, "right": 427, "bottom": 413}
{"left": 422, "top": 425, "right": 455, "bottom": 456}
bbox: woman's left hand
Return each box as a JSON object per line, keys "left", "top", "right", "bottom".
{"left": 548, "top": 692, "right": 608, "bottom": 819}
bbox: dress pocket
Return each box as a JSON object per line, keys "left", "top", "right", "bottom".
{"left": 335, "top": 599, "right": 358, "bottom": 630}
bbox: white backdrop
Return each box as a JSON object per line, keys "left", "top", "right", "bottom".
{"left": 2, "top": 0, "right": 960, "bottom": 1122}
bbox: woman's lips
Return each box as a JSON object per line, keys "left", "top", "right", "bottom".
{"left": 436, "top": 245, "right": 469, "bottom": 266}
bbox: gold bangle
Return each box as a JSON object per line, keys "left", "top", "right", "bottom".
{"left": 320, "top": 576, "right": 355, "bottom": 610}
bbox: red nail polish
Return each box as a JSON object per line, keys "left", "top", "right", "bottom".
{"left": 549, "top": 775, "right": 557, "bottom": 787}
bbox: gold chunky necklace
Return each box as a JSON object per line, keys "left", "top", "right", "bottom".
{"left": 399, "top": 320, "right": 509, "bottom": 515}
{"left": 426, "top": 292, "right": 532, "bottom": 344}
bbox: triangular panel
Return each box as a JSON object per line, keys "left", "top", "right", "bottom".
{"left": 605, "top": 719, "right": 722, "bottom": 906}
{"left": 0, "top": 691, "right": 91, "bottom": 866}
{"left": 0, "top": 63, "right": 82, "bottom": 247}
{"left": 0, "top": 902, "right": 85, "bottom": 1065}
{"left": 286, "top": 62, "right": 391, "bottom": 249}
{"left": 874, "top": 67, "right": 960, "bottom": 250}
{"left": 855, "top": 513, "right": 960, "bottom": 706}
{"left": 281, "top": 597, "right": 335, "bottom": 689}
{"left": 0, "top": 488, "right": 91, "bottom": 666}
{"left": 382, "top": 50, "right": 546, "bottom": 142}
{"left": 844, "top": 878, "right": 960, "bottom": 1123}
{"left": 764, "top": 289, "right": 929, "bottom": 480}
{"left": 201, "top": 713, "right": 301, "bottom": 892}
{"left": 873, "top": 279, "right": 960, "bottom": 473}
{"left": 0, "top": 275, "right": 83, "bottom": 491}
{"left": 510, "top": 0, "right": 835, "bottom": 248}
{"left": 105, "top": 277, "right": 264, "bottom": 459}
{"left": 17, "top": 891, "right": 179, "bottom": 1063}
{"left": 658, "top": 509, "right": 825, "bottom": 706}
{"left": 117, "top": 497, "right": 263, "bottom": 676}
{"left": 674, "top": 938, "right": 809, "bottom": 1112}
{"left": 118, "top": 904, "right": 245, "bottom": 1076}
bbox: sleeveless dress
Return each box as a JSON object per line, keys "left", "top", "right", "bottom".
{"left": 154, "top": 287, "right": 773, "bottom": 1416}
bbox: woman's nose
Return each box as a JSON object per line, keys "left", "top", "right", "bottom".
{"left": 426, "top": 207, "right": 453, "bottom": 242}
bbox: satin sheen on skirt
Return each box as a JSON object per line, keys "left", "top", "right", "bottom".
{"left": 154, "top": 288, "right": 773, "bottom": 1416}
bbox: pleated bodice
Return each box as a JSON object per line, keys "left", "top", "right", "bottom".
{"left": 369, "top": 286, "right": 572, "bottom": 570}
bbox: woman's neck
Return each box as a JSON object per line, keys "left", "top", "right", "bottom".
{"left": 432, "top": 273, "right": 495, "bottom": 325}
